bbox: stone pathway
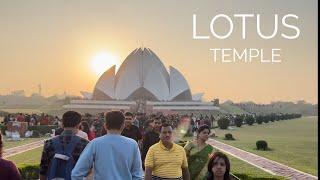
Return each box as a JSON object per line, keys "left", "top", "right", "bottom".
{"left": 3, "top": 139, "right": 46, "bottom": 158}
{"left": 207, "top": 138, "right": 318, "bottom": 180}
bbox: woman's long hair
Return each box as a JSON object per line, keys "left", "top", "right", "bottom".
{"left": 207, "top": 151, "right": 231, "bottom": 180}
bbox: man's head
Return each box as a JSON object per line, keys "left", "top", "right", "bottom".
{"left": 124, "top": 112, "right": 134, "bottom": 128}
{"left": 105, "top": 111, "right": 125, "bottom": 130}
{"left": 143, "top": 119, "right": 155, "bottom": 129}
{"left": 154, "top": 117, "right": 162, "bottom": 131}
{"left": 62, "top": 111, "right": 82, "bottom": 128}
{"left": 160, "top": 123, "right": 173, "bottom": 144}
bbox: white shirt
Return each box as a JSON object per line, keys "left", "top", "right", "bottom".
{"left": 76, "top": 130, "right": 89, "bottom": 140}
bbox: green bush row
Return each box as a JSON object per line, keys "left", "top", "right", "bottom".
{"left": 28, "top": 125, "right": 59, "bottom": 135}
{"left": 217, "top": 113, "right": 302, "bottom": 129}
{"left": 18, "top": 164, "right": 39, "bottom": 180}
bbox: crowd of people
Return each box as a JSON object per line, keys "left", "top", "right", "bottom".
{"left": 0, "top": 110, "right": 233, "bottom": 180}
{"left": 2, "top": 113, "right": 60, "bottom": 126}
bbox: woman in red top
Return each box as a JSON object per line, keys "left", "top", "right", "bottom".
{"left": 0, "top": 132, "right": 22, "bottom": 180}
{"left": 80, "top": 121, "right": 96, "bottom": 141}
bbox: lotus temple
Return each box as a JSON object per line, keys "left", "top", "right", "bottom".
{"left": 63, "top": 48, "right": 219, "bottom": 114}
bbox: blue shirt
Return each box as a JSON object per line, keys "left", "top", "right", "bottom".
{"left": 71, "top": 134, "right": 143, "bottom": 180}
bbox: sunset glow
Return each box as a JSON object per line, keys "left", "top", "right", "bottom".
{"left": 90, "top": 52, "right": 120, "bottom": 76}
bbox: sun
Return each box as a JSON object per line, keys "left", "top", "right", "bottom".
{"left": 90, "top": 52, "right": 120, "bottom": 76}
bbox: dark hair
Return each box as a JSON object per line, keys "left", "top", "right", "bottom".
{"left": 143, "top": 119, "right": 154, "bottom": 129}
{"left": 80, "top": 121, "right": 90, "bottom": 135}
{"left": 62, "top": 111, "right": 82, "bottom": 128}
{"left": 198, "top": 124, "right": 211, "bottom": 134}
{"left": 161, "top": 122, "right": 172, "bottom": 129}
{"left": 0, "top": 132, "right": 2, "bottom": 157}
{"left": 105, "top": 111, "right": 125, "bottom": 130}
{"left": 207, "top": 152, "right": 231, "bottom": 180}
{"left": 124, "top": 112, "right": 133, "bottom": 117}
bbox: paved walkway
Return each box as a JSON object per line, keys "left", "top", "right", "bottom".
{"left": 3, "top": 139, "right": 46, "bottom": 158}
{"left": 207, "top": 138, "right": 318, "bottom": 180}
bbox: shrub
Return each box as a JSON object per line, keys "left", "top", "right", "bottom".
{"left": 234, "top": 116, "right": 243, "bottom": 127}
{"left": 263, "top": 116, "right": 270, "bottom": 123}
{"left": 217, "top": 117, "right": 230, "bottom": 129}
{"left": 18, "top": 164, "right": 40, "bottom": 180}
{"left": 245, "top": 115, "right": 255, "bottom": 125}
{"left": 256, "top": 115, "right": 263, "bottom": 124}
{"left": 270, "top": 113, "right": 276, "bottom": 122}
{"left": 256, "top": 140, "right": 268, "bottom": 150}
{"left": 224, "top": 133, "right": 235, "bottom": 140}
{"left": 28, "top": 125, "right": 59, "bottom": 135}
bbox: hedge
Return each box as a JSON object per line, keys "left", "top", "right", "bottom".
{"left": 234, "top": 116, "right": 243, "bottom": 127}
{"left": 18, "top": 164, "right": 39, "bottom": 180}
{"left": 217, "top": 117, "right": 230, "bottom": 129}
{"left": 245, "top": 115, "right": 255, "bottom": 125}
{"left": 28, "top": 125, "right": 59, "bottom": 135}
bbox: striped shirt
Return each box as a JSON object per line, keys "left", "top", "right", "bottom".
{"left": 145, "top": 141, "right": 188, "bottom": 179}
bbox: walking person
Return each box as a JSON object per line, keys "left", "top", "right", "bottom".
{"left": 39, "top": 111, "right": 89, "bottom": 180}
{"left": 0, "top": 132, "right": 21, "bottom": 180}
{"left": 71, "top": 111, "right": 143, "bottom": 180}
{"left": 206, "top": 152, "right": 231, "bottom": 180}
{"left": 121, "top": 112, "right": 142, "bottom": 143}
{"left": 141, "top": 119, "right": 160, "bottom": 169}
{"left": 184, "top": 125, "right": 213, "bottom": 180}
{"left": 144, "top": 123, "right": 190, "bottom": 180}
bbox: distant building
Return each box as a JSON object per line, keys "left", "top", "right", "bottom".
{"left": 10, "top": 90, "right": 25, "bottom": 96}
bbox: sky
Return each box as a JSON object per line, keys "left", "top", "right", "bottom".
{"left": 0, "top": 0, "right": 317, "bottom": 104}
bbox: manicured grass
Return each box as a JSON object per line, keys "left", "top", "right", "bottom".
{"left": 3, "top": 137, "right": 47, "bottom": 149}
{"left": 209, "top": 147, "right": 286, "bottom": 179}
{"left": 213, "top": 116, "right": 317, "bottom": 176}
{"left": 228, "top": 154, "right": 286, "bottom": 179}
{"left": 7, "top": 147, "right": 43, "bottom": 167}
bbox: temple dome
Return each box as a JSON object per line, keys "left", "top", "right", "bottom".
{"left": 92, "top": 47, "right": 194, "bottom": 101}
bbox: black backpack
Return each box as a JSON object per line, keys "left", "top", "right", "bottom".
{"left": 47, "top": 136, "right": 81, "bottom": 180}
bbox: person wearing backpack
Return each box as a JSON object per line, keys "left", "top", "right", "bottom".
{"left": 39, "top": 111, "right": 89, "bottom": 180}
{"left": 71, "top": 111, "right": 144, "bottom": 180}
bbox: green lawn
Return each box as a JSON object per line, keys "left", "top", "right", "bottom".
{"left": 213, "top": 116, "right": 318, "bottom": 176}
{"left": 3, "top": 137, "right": 47, "bottom": 149}
{"left": 7, "top": 147, "right": 43, "bottom": 167}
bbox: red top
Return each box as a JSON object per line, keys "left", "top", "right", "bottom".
{"left": 16, "top": 115, "right": 25, "bottom": 122}
{"left": 0, "top": 158, "right": 21, "bottom": 180}
{"left": 88, "top": 131, "right": 96, "bottom": 141}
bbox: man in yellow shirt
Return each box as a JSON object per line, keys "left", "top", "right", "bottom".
{"left": 145, "top": 123, "right": 190, "bottom": 180}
